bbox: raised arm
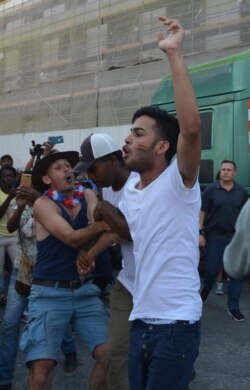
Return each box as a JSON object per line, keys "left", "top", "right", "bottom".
{"left": 157, "top": 17, "right": 201, "bottom": 187}
{"left": 24, "top": 155, "right": 35, "bottom": 171}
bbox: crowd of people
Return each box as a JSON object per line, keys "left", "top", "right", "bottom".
{"left": 0, "top": 16, "right": 249, "bottom": 390}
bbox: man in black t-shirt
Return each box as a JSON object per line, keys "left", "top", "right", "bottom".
{"left": 199, "top": 160, "right": 248, "bottom": 321}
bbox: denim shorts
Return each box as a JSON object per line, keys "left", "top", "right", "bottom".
{"left": 20, "top": 282, "right": 109, "bottom": 365}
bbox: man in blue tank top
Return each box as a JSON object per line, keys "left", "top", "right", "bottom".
{"left": 20, "top": 150, "right": 110, "bottom": 390}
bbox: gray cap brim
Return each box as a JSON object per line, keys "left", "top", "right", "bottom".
{"left": 72, "top": 159, "right": 95, "bottom": 174}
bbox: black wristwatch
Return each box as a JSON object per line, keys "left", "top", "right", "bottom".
{"left": 199, "top": 229, "right": 205, "bottom": 236}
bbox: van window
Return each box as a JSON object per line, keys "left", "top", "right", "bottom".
{"left": 199, "top": 112, "right": 213, "bottom": 188}
{"left": 200, "top": 111, "right": 212, "bottom": 150}
{"left": 199, "top": 159, "right": 214, "bottom": 187}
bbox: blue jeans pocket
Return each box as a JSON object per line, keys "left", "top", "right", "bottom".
{"left": 20, "top": 312, "right": 47, "bottom": 352}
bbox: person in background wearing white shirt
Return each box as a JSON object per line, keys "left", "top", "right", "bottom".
{"left": 73, "top": 133, "right": 137, "bottom": 390}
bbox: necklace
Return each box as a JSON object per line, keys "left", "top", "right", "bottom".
{"left": 44, "top": 184, "right": 85, "bottom": 208}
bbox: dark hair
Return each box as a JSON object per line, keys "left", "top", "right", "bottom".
{"left": 0, "top": 166, "right": 17, "bottom": 181}
{"left": 132, "top": 106, "right": 180, "bottom": 163}
{"left": 220, "top": 160, "right": 236, "bottom": 170}
{"left": 0, "top": 154, "right": 13, "bottom": 163}
{"left": 98, "top": 150, "right": 125, "bottom": 167}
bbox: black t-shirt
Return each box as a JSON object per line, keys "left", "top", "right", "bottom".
{"left": 201, "top": 180, "right": 248, "bottom": 240}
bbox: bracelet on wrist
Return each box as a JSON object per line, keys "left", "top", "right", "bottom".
{"left": 199, "top": 229, "right": 205, "bottom": 236}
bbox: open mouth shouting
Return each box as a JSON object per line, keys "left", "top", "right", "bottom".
{"left": 122, "top": 145, "right": 129, "bottom": 159}
{"left": 65, "top": 173, "right": 74, "bottom": 184}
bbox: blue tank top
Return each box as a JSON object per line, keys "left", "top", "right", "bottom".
{"left": 33, "top": 198, "right": 88, "bottom": 280}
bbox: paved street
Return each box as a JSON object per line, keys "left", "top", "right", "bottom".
{"left": 1, "top": 278, "right": 250, "bottom": 389}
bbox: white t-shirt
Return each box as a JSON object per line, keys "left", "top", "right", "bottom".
{"left": 102, "top": 172, "right": 137, "bottom": 294}
{"left": 119, "top": 159, "right": 202, "bottom": 322}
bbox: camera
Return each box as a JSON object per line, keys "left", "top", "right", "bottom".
{"left": 29, "top": 140, "right": 44, "bottom": 158}
{"left": 29, "top": 136, "right": 64, "bottom": 161}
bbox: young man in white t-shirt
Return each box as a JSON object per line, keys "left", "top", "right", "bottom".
{"left": 73, "top": 133, "right": 136, "bottom": 390}
{"left": 77, "top": 16, "right": 202, "bottom": 390}
{"left": 120, "top": 17, "right": 202, "bottom": 390}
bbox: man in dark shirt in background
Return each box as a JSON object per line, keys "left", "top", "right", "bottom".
{"left": 199, "top": 160, "right": 248, "bottom": 321}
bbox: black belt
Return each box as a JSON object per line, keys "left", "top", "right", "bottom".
{"left": 176, "top": 320, "right": 191, "bottom": 325}
{"left": 32, "top": 278, "right": 82, "bottom": 290}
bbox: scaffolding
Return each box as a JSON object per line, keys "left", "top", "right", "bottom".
{"left": 0, "top": 0, "right": 249, "bottom": 138}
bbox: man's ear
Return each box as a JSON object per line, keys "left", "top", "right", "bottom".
{"left": 42, "top": 175, "right": 51, "bottom": 186}
{"left": 156, "top": 140, "right": 169, "bottom": 155}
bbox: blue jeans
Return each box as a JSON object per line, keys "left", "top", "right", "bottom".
{"left": 0, "top": 275, "right": 4, "bottom": 294}
{"left": 203, "top": 239, "right": 243, "bottom": 310}
{"left": 128, "top": 319, "right": 201, "bottom": 390}
{"left": 0, "top": 268, "right": 27, "bottom": 385}
{"left": 0, "top": 236, "right": 17, "bottom": 294}
{"left": 0, "top": 268, "right": 76, "bottom": 385}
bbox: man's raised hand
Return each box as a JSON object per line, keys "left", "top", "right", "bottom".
{"left": 157, "top": 17, "right": 184, "bottom": 53}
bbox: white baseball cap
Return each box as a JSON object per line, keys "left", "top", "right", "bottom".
{"left": 73, "top": 133, "right": 120, "bottom": 174}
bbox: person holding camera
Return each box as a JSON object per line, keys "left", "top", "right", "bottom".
{"left": 24, "top": 140, "right": 56, "bottom": 171}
